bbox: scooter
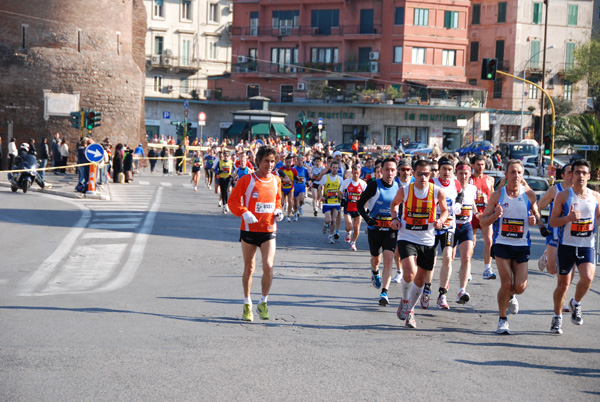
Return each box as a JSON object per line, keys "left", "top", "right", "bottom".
{"left": 7, "top": 154, "right": 41, "bottom": 193}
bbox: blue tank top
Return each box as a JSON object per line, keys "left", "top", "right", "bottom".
{"left": 366, "top": 179, "right": 400, "bottom": 231}
{"left": 547, "top": 183, "right": 563, "bottom": 239}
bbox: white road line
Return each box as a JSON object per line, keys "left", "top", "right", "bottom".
{"left": 138, "top": 181, "right": 150, "bottom": 185}
{"left": 94, "top": 212, "right": 144, "bottom": 216}
{"left": 160, "top": 182, "right": 172, "bottom": 187}
{"left": 91, "top": 218, "right": 142, "bottom": 223}
{"left": 82, "top": 232, "right": 133, "bottom": 239}
{"left": 88, "top": 223, "right": 139, "bottom": 230}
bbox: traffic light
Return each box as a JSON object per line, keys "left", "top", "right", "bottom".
{"left": 70, "top": 111, "right": 82, "bottom": 128}
{"left": 543, "top": 135, "right": 551, "bottom": 155}
{"left": 305, "top": 121, "right": 313, "bottom": 139}
{"left": 84, "top": 110, "right": 102, "bottom": 131}
{"left": 481, "top": 58, "right": 498, "bottom": 81}
{"left": 186, "top": 122, "right": 192, "bottom": 134}
{"left": 295, "top": 120, "right": 302, "bottom": 139}
{"left": 176, "top": 124, "right": 184, "bottom": 137}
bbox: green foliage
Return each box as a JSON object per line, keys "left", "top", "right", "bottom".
{"left": 554, "top": 114, "right": 600, "bottom": 169}
{"left": 567, "top": 39, "right": 600, "bottom": 116}
{"left": 543, "top": 96, "right": 573, "bottom": 118}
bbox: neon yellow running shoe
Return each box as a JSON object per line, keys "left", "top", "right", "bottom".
{"left": 256, "top": 302, "right": 269, "bottom": 320}
{"left": 242, "top": 304, "right": 253, "bottom": 321}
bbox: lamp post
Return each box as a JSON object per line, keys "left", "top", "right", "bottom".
{"left": 520, "top": 45, "right": 555, "bottom": 140}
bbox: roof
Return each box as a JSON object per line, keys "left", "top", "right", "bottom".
{"left": 407, "top": 80, "right": 486, "bottom": 92}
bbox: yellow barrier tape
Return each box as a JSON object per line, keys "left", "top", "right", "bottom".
{"left": 0, "top": 162, "right": 96, "bottom": 174}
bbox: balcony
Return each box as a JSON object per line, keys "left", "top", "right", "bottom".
{"left": 526, "top": 61, "right": 553, "bottom": 76}
{"left": 231, "top": 24, "right": 382, "bottom": 37}
{"left": 146, "top": 55, "right": 201, "bottom": 72}
{"left": 556, "top": 62, "right": 574, "bottom": 76}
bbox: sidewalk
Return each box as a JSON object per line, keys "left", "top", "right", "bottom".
{"left": 0, "top": 171, "right": 111, "bottom": 200}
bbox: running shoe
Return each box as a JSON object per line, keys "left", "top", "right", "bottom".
{"left": 350, "top": 242, "right": 357, "bottom": 251}
{"left": 222, "top": 206, "right": 227, "bottom": 214}
{"left": 371, "top": 273, "right": 382, "bottom": 289}
{"left": 508, "top": 296, "right": 519, "bottom": 315}
{"left": 333, "top": 230, "right": 340, "bottom": 240}
{"left": 562, "top": 305, "right": 570, "bottom": 313}
{"left": 421, "top": 288, "right": 431, "bottom": 309}
{"left": 286, "top": 216, "right": 291, "bottom": 222}
{"left": 391, "top": 271, "right": 402, "bottom": 283}
{"left": 569, "top": 298, "right": 583, "bottom": 325}
{"left": 379, "top": 292, "right": 389, "bottom": 306}
{"left": 218, "top": 200, "right": 222, "bottom": 207}
{"left": 437, "top": 293, "right": 450, "bottom": 310}
{"left": 299, "top": 206, "right": 303, "bottom": 216}
{"left": 194, "top": 186, "right": 197, "bottom": 192}
{"left": 550, "top": 316, "right": 563, "bottom": 334}
{"left": 344, "top": 232, "right": 351, "bottom": 243}
{"left": 242, "top": 304, "right": 254, "bottom": 321}
{"left": 405, "top": 311, "right": 417, "bottom": 328}
{"left": 456, "top": 290, "right": 470, "bottom": 304}
{"left": 497, "top": 318, "right": 510, "bottom": 334}
{"left": 293, "top": 213, "right": 299, "bottom": 222}
{"left": 328, "top": 235, "right": 335, "bottom": 244}
{"left": 483, "top": 267, "right": 497, "bottom": 280}
{"left": 468, "top": 274, "right": 472, "bottom": 281}
{"left": 256, "top": 302, "right": 269, "bottom": 320}
{"left": 322, "top": 222, "right": 329, "bottom": 234}
{"left": 538, "top": 250, "right": 547, "bottom": 272}
{"left": 397, "top": 299, "right": 409, "bottom": 320}
{"left": 314, "top": 209, "right": 318, "bottom": 217}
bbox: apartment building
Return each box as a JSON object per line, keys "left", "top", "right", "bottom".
{"left": 467, "top": 0, "right": 593, "bottom": 142}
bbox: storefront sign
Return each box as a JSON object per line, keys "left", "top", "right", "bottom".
{"left": 302, "top": 111, "right": 354, "bottom": 119}
{"left": 404, "top": 112, "right": 465, "bottom": 122}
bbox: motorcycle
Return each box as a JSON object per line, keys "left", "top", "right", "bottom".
{"left": 7, "top": 153, "right": 42, "bottom": 193}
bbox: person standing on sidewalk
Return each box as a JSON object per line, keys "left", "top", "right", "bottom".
{"left": 38, "top": 137, "right": 49, "bottom": 182}
{"left": 8, "top": 138, "right": 17, "bottom": 170}
{"left": 228, "top": 146, "right": 283, "bottom": 322}
{"left": 548, "top": 159, "right": 600, "bottom": 334}
{"left": 480, "top": 160, "right": 541, "bottom": 335}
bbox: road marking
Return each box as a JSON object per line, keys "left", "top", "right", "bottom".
{"left": 138, "top": 181, "right": 150, "bottom": 185}
{"left": 160, "top": 182, "right": 172, "bottom": 187}
{"left": 82, "top": 232, "right": 133, "bottom": 239}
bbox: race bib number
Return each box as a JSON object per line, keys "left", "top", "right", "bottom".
{"left": 222, "top": 166, "right": 231, "bottom": 173}
{"left": 456, "top": 205, "right": 472, "bottom": 222}
{"left": 296, "top": 177, "right": 305, "bottom": 183}
{"left": 348, "top": 192, "right": 361, "bottom": 202}
{"left": 571, "top": 218, "right": 593, "bottom": 237}
{"left": 475, "top": 191, "right": 487, "bottom": 209}
{"left": 501, "top": 218, "right": 524, "bottom": 238}
{"left": 326, "top": 190, "right": 338, "bottom": 200}
{"left": 255, "top": 202, "right": 275, "bottom": 214}
{"left": 375, "top": 216, "right": 392, "bottom": 231}
{"left": 405, "top": 211, "right": 429, "bottom": 231}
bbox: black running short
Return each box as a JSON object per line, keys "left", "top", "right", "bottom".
{"left": 397, "top": 240, "right": 437, "bottom": 271}
{"left": 240, "top": 230, "right": 276, "bottom": 247}
{"left": 367, "top": 228, "right": 398, "bottom": 257}
{"left": 434, "top": 231, "right": 454, "bottom": 252}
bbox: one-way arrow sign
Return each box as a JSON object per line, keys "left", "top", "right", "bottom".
{"left": 85, "top": 143, "right": 105, "bottom": 163}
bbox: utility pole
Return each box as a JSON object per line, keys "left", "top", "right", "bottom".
{"left": 539, "top": 0, "right": 550, "bottom": 174}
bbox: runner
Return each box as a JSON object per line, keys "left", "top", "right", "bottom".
{"left": 480, "top": 159, "right": 541, "bottom": 334}
{"left": 360, "top": 158, "right": 375, "bottom": 181}
{"left": 228, "top": 146, "right": 284, "bottom": 321}
{"left": 548, "top": 160, "right": 599, "bottom": 334}
{"left": 390, "top": 159, "right": 448, "bottom": 328}
{"left": 339, "top": 163, "right": 368, "bottom": 250}
{"left": 292, "top": 154, "right": 311, "bottom": 221}
{"left": 215, "top": 150, "right": 233, "bottom": 213}
{"left": 537, "top": 164, "right": 573, "bottom": 274}
{"left": 310, "top": 155, "right": 325, "bottom": 216}
{"left": 190, "top": 151, "right": 202, "bottom": 192}
{"left": 357, "top": 158, "right": 400, "bottom": 306}
{"left": 470, "top": 154, "right": 497, "bottom": 280}
{"left": 319, "top": 160, "right": 343, "bottom": 244}
{"left": 203, "top": 148, "right": 215, "bottom": 189}
{"left": 232, "top": 151, "right": 253, "bottom": 188}
{"left": 277, "top": 154, "right": 297, "bottom": 222}
{"left": 392, "top": 158, "right": 415, "bottom": 283}
{"left": 452, "top": 161, "right": 478, "bottom": 304}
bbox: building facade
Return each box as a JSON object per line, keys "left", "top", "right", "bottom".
{"left": 144, "top": 0, "right": 233, "bottom": 102}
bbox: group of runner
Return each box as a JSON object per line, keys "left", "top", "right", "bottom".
{"left": 192, "top": 144, "right": 596, "bottom": 335}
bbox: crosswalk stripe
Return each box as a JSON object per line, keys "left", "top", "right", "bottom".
{"left": 160, "top": 182, "right": 172, "bottom": 187}
{"left": 82, "top": 232, "right": 134, "bottom": 239}
{"left": 88, "top": 223, "right": 139, "bottom": 230}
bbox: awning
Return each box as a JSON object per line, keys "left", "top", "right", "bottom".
{"left": 226, "top": 121, "right": 248, "bottom": 136}
{"left": 251, "top": 122, "right": 270, "bottom": 136}
{"left": 272, "top": 123, "right": 292, "bottom": 137}
{"left": 407, "top": 80, "right": 486, "bottom": 91}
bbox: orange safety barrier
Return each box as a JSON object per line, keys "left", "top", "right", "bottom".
{"left": 88, "top": 163, "right": 97, "bottom": 193}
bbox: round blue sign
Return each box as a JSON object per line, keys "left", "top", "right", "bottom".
{"left": 85, "top": 143, "right": 105, "bottom": 163}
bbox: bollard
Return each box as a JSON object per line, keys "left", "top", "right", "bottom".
{"left": 88, "top": 163, "right": 97, "bottom": 194}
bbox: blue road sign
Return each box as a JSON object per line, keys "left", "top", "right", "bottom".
{"left": 318, "top": 117, "right": 323, "bottom": 124}
{"left": 85, "top": 143, "right": 105, "bottom": 163}
{"left": 184, "top": 100, "right": 189, "bottom": 111}
{"left": 163, "top": 111, "right": 171, "bottom": 119}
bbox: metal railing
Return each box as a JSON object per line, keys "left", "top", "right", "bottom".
{"left": 231, "top": 24, "right": 382, "bottom": 37}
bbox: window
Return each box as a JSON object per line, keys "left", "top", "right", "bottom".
{"left": 247, "top": 84, "right": 260, "bottom": 98}
{"left": 495, "top": 40, "right": 505, "bottom": 61}
{"left": 209, "top": 3, "right": 219, "bottom": 23}
{"left": 472, "top": 4, "right": 481, "bottom": 25}
{"left": 153, "top": 0, "right": 164, "bottom": 18}
{"left": 154, "top": 36, "right": 164, "bottom": 55}
{"left": 412, "top": 47, "right": 426, "bottom": 64}
{"left": 153, "top": 75, "right": 163, "bottom": 93}
{"left": 208, "top": 40, "right": 217, "bottom": 60}
{"left": 442, "top": 50, "right": 456, "bottom": 66}
{"left": 281, "top": 85, "right": 294, "bottom": 103}
{"left": 311, "top": 9, "right": 340, "bottom": 35}
{"left": 568, "top": 5, "right": 578, "bottom": 26}
{"left": 250, "top": 12, "right": 258, "bottom": 36}
{"left": 180, "top": 78, "right": 189, "bottom": 94}
{"left": 271, "top": 47, "right": 298, "bottom": 73}
{"left": 470, "top": 41, "right": 479, "bottom": 62}
{"left": 248, "top": 48, "right": 257, "bottom": 71}
{"left": 493, "top": 78, "right": 503, "bottom": 99}
{"left": 414, "top": 8, "right": 429, "bottom": 26}
{"left": 530, "top": 40, "right": 540, "bottom": 69}
{"left": 311, "top": 47, "right": 339, "bottom": 63}
{"left": 272, "top": 10, "right": 299, "bottom": 28}
{"left": 180, "top": 38, "right": 191, "bottom": 66}
{"left": 528, "top": 78, "right": 539, "bottom": 99}
{"left": 565, "top": 42, "right": 575, "bottom": 71}
{"left": 563, "top": 81, "right": 573, "bottom": 100}
{"left": 395, "top": 7, "right": 405, "bottom": 25}
{"left": 469, "top": 78, "right": 477, "bottom": 86}
{"left": 533, "top": 2, "right": 543, "bottom": 24}
{"left": 181, "top": 0, "right": 191, "bottom": 21}
{"left": 394, "top": 46, "right": 403, "bottom": 63}
{"left": 444, "top": 11, "right": 459, "bottom": 29}
{"left": 498, "top": 2, "right": 507, "bottom": 23}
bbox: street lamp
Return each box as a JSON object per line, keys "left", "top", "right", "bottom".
{"left": 520, "top": 45, "right": 555, "bottom": 140}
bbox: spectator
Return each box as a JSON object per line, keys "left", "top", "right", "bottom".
{"left": 148, "top": 146, "right": 157, "bottom": 173}
{"left": 8, "top": 138, "right": 17, "bottom": 170}
{"left": 113, "top": 143, "right": 124, "bottom": 183}
{"left": 123, "top": 147, "right": 134, "bottom": 182}
{"left": 133, "top": 143, "right": 145, "bottom": 173}
{"left": 38, "top": 138, "right": 50, "bottom": 182}
{"left": 60, "top": 139, "right": 69, "bottom": 173}
{"left": 174, "top": 144, "right": 184, "bottom": 174}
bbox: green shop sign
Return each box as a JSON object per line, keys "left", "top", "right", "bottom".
{"left": 302, "top": 111, "right": 354, "bottom": 120}
{"left": 404, "top": 112, "right": 466, "bottom": 122}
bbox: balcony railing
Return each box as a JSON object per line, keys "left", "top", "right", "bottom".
{"left": 146, "top": 55, "right": 201, "bottom": 71}
{"left": 235, "top": 61, "right": 366, "bottom": 75}
{"left": 231, "top": 24, "right": 382, "bottom": 37}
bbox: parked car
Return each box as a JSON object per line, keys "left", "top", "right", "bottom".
{"left": 334, "top": 142, "right": 365, "bottom": 154}
{"left": 456, "top": 140, "right": 494, "bottom": 156}
{"left": 404, "top": 142, "right": 432, "bottom": 156}
{"left": 499, "top": 141, "right": 539, "bottom": 161}
{"left": 522, "top": 155, "right": 565, "bottom": 176}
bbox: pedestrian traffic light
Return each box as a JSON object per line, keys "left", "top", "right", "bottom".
{"left": 481, "top": 58, "right": 498, "bottom": 81}
{"left": 186, "top": 122, "right": 192, "bottom": 134}
{"left": 305, "top": 121, "right": 313, "bottom": 139}
{"left": 176, "top": 123, "right": 184, "bottom": 137}
{"left": 543, "top": 135, "right": 551, "bottom": 155}
{"left": 295, "top": 120, "right": 302, "bottom": 139}
{"left": 70, "top": 111, "right": 82, "bottom": 128}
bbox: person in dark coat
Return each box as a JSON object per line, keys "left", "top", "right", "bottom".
{"left": 148, "top": 147, "right": 157, "bottom": 173}
{"left": 174, "top": 144, "right": 184, "bottom": 174}
{"left": 38, "top": 138, "right": 50, "bottom": 182}
{"left": 123, "top": 147, "right": 134, "bottom": 183}
{"left": 112, "top": 143, "right": 124, "bottom": 183}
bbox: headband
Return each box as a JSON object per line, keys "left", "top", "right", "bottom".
{"left": 456, "top": 164, "right": 471, "bottom": 172}
{"left": 439, "top": 160, "right": 454, "bottom": 167}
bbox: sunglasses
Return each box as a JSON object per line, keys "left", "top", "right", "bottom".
{"left": 400, "top": 168, "right": 412, "bottom": 172}
{"left": 416, "top": 171, "right": 431, "bottom": 177}
{"left": 432, "top": 169, "right": 439, "bottom": 172}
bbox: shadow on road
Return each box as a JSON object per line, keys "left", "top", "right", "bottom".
{"left": 455, "top": 358, "right": 600, "bottom": 378}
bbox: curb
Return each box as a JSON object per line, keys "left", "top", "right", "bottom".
{"left": 0, "top": 182, "right": 111, "bottom": 200}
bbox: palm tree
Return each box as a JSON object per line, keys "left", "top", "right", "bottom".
{"left": 554, "top": 114, "right": 600, "bottom": 170}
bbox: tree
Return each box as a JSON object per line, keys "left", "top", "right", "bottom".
{"left": 554, "top": 114, "right": 600, "bottom": 169}
{"left": 566, "top": 38, "right": 600, "bottom": 116}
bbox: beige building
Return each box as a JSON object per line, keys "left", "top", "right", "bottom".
{"left": 144, "top": 0, "right": 233, "bottom": 100}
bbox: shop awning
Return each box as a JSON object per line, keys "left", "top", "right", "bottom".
{"left": 251, "top": 122, "right": 270, "bottom": 136}
{"left": 272, "top": 123, "right": 292, "bottom": 137}
{"left": 226, "top": 121, "right": 248, "bottom": 136}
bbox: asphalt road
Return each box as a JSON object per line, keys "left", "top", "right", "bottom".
{"left": 1, "top": 174, "right": 599, "bottom": 401}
